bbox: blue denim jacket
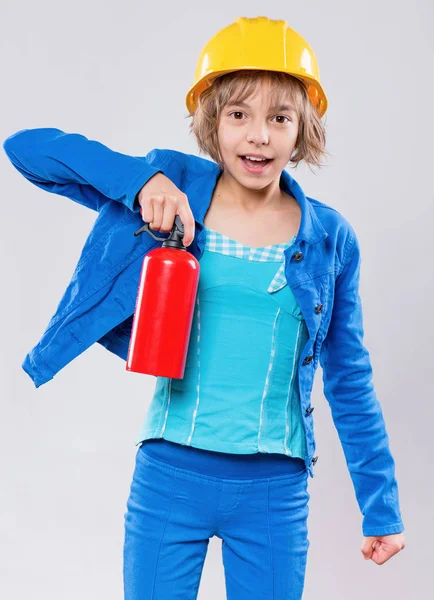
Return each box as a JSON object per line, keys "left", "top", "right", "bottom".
{"left": 3, "top": 128, "right": 405, "bottom": 537}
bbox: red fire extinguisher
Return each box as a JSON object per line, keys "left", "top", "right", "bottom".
{"left": 126, "top": 214, "right": 200, "bottom": 378}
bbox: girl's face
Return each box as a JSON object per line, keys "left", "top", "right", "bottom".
{"left": 216, "top": 82, "right": 299, "bottom": 190}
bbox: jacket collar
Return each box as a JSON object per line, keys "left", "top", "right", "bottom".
{"left": 187, "top": 163, "right": 328, "bottom": 246}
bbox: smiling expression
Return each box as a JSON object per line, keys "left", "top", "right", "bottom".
{"left": 217, "top": 81, "right": 300, "bottom": 190}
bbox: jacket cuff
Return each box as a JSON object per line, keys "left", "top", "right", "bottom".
{"left": 362, "top": 521, "right": 405, "bottom": 537}
{"left": 125, "top": 166, "right": 164, "bottom": 213}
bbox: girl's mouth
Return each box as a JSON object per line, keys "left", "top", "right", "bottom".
{"left": 239, "top": 156, "right": 273, "bottom": 174}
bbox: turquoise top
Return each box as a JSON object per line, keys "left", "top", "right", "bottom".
{"left": 135, "top": 226, "right": 309, "bottom": 459}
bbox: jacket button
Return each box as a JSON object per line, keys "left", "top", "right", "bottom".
{"left": 303, "top": 355, "right": 313, "bottom": 365}
{"left": 312, "top": 456, "right": 319, "bottom": 466}
{"left": 315, "top": 303, "right": 323, "bottom": 314}
{"left": 293, "top": 251, "right": 304, "bottom": 262}
{"left": 306, "top": 406, "right": 315, "bottom": 415}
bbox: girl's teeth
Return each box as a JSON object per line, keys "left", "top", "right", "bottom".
{"left": 242, "top": 156, "right": 270, "bottom": 165}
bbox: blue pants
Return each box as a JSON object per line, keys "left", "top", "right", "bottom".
{"left": 123, "top": 439, "right": 311, "bottom": 599}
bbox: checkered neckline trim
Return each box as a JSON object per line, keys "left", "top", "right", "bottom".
{"left": 203, "top": 226, "right": 296, "bottom": 293}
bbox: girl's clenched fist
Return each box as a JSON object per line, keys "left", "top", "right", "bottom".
{"left": 136, "top": 172, "right": 196, "bottom": 247}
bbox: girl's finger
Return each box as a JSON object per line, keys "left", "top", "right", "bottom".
{"left": 149, "top": 194, "right": 165, "bottom": 229}
{"left": 159, "top": 196, "right": 178, "bottom": 233}
{"left": 138, "top": 193, "right": 155, "bottom": 224}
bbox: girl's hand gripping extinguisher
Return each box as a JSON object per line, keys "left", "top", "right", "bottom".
{"left": 126, "top": 215, "right": 200, "bottom": 378}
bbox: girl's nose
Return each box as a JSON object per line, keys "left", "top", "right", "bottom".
{"left": 246, "top": 124, "right": 269, "bottom": 146}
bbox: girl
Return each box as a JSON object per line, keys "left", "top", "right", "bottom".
{"left": 4, "top": 15, "right": 405, "bottom": 600}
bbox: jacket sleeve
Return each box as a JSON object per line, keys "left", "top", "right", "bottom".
{"left": 319, "top": 228, "right": 405, "bottom": 537}
{"left": 2, "top": 128, "right": 165, "bottom": 212}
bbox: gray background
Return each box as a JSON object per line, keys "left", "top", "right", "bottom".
{"left": 1, "top": 0, "right": 433, "bottom": 598}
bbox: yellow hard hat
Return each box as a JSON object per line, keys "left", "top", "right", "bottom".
{"left": 185, "top": 16, "right": 328, "bottom": 118}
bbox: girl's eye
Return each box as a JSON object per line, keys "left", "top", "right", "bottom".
{"left": 228, "top": 112, "right": 291, "bottom": 124}
{"left": 274, "top": 115, "right": 291, "bottom": 124}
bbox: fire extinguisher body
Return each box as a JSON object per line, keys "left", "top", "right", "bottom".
{"left": 126, "top": 246, "right": 200, "bottom": 378}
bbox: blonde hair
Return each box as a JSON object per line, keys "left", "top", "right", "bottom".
{"left": 187, "top": 69, "right": 330, "bottom": 172}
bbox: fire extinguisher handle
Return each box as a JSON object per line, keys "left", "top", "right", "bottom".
{"left": 134, "top": 215, "right": 185, "bottom": 239}
{"left": 174, "top": 215, "right": 184, "bottom": 234}
{"left": 133, "top": 222, "right": 166, "bottom": 239}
